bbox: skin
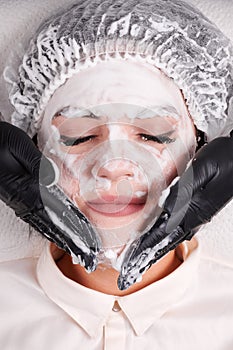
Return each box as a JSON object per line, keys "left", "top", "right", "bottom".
{"left": 38, "top": 59, "right": 196, "bottom": 295}
{"left": 55, "top": 243, "right": 182, "bottom": 296}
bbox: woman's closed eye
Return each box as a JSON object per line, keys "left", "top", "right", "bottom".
{"left": 60, "top": 134, "right": 97, "bottom": 146}
{"left": 138, "top": 131, "right": 175, "bottom": 144}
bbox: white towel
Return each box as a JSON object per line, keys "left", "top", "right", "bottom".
{"left": 0, "top": 0, "right": 232, "bottom": 262}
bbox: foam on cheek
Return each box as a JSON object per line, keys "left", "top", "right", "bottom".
{"left": 39, "top": 121, "right": 86, "bottom": 199}
{"left": 44, "top": 125, "right": 83, "bottom": 173}
{"left": 141, "top": 115, "right": 196, "bottom": 180}
{"left": 172, "top": 113, "right": 197, "bottom": 162}
{"left": 38, "top": 123, "right": 62, "bottom": 163}
{"left": 142, "top": 143, "right": 169, "bottom": 168}
{"left": 142, "top": 146, "right": 174, "bottom": 206}
{"left": 182, "top": 117, "right": 197, "bottom": 157}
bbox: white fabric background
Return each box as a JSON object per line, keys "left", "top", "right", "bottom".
{"left": 0, "top": 0, "right": 232, "bottom": 262}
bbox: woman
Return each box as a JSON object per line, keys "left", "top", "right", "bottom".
{"left": 0, "top": 0, "right": 233, "bottom": 348}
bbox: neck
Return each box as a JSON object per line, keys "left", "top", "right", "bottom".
{"left": 55, "top": 246, "right": 182, "bottom": 296}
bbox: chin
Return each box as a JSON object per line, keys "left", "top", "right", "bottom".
{"left": 97, "top": 244, "right": 129, "bottom": 271}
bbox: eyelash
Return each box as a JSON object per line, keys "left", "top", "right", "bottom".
{"left": 60, "top": 133, "right": 175, "bottom": 147}
{"left": 60, "top": 135, "right": 96, "bottom": 146}
{"left": 138, "top": 133, "right": 175, "bottom": 144}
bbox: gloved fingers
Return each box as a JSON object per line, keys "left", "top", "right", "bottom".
{"left": 165, "top": 138, "right": 233, "bottom": 232}
{"left": 118, "top": 223, "right": 186, "bottom": 290}
{"left": 39, "top": 184, "right": 102, "bottom": 254}
{"left": 164, "top": 156, "right": 218, "bottom": 217}
{"left": 180, "top": 172, "right": 233, "bottom": 233}
{"left": 117, "top": 212, "right": 171, "bottom": 290}
{"left": 38, "top": 156, "right": 57, "bottom": 187}
{"left": 165, "top": 135, "right": 233, "bottom": 217}
{"left": 12, "top": 179, "right": 102, "bottom": 270}
{"left": 24, "top": 210, "right": 98, "bottom": 272}
{"left": 0, "top": 173, "right": 40, "bottom": 214}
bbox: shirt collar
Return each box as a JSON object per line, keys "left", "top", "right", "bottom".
{"left": 118, "top": 239, "right": 200, "bottom": 335}
{"left": 37, "top": 239, "right": 200, "bottom": 338}
{"left": 37, "top": 242, "right": 115, "bottom": 338}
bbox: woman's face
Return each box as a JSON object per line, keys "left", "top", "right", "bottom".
{"left": 38, "top": 59, "right": 196, "bottom": 258}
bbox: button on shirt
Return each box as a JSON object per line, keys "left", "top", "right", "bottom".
{"left": 0, "top": 239, "right": 233, "bottom": 350}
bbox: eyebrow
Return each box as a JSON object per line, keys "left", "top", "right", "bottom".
{"left": 54, "top": 104, "right": 180, "bottom": 120}
{"left": 136, "top": 105, "right": 180, "bottom": 118}
{"left": 54, "top": 107, "right": 100, "bottom": 119}
{"left": 81, "top": 114, "right": 100, "bottom": 119}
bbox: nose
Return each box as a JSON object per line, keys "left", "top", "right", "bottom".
{"left": 97, "top": 159, "right": 135, "bottom": 181}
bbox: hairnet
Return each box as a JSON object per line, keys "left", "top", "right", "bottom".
{"left": 5, "top": 0, "right": 233, "bottom": 140}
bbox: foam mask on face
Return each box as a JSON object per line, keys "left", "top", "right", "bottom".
{"left": 38, "top": 59, "right": 196, "bottom": 269}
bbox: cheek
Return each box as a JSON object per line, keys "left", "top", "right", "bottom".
{"left": 58, "top": 165, "right": 80, "bottom": 199}
{"left": 162, "top": 160, "right": 178, "bottom": 185}
{"left": 163, "top": 122, "right": 196, "bottom": 180}
{"left": 178, "top": 117, "right": 197, "bottom": 158}
{"left": 146, "top": 141, "right": 190, "bottom": 190}
{"left": 47, "top": 152, "right": 81, "bottom": 200}
{"left": 142, "top": 144, "right": 176, "bottom": 184}
{"left": 163, "top": 144, "right": 189, "bottom": 180}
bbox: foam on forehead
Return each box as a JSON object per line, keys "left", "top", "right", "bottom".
{"left": 42, "top": 58, "right": 190, "bottom": 127}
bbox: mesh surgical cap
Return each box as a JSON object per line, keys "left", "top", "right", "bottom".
{"left": 5, "top": 0, "right": 233, "bottom": 141}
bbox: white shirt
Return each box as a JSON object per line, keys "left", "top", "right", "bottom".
{"left": 0, "top": 239, "right": 233, "bottom": 350}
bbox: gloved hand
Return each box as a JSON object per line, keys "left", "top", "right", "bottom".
{"left": 0, "top": 121, "right": 100, "bottom": 272}
{"left": 118, "top": 133, "right": 233, "bottom": 290}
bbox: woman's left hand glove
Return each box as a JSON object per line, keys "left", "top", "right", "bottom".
{"left": 118, "top": 134, "right": 233, "bottom": 290}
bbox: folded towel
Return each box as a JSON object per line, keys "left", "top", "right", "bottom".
{"left": 0, "top": 0, "right": 232, "bottom": 262}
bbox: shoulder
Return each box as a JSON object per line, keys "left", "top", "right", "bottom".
{"left": 0, "top": 257, "right": 84, "bottom": 349}
{"left": 189, "top": 249, "right": 233, "bottom": 315}
{"left": 0, "top": 258, "right": 68, "bottom": 328}
{"left": 0, "top": 257, "right": 64, "bottom": 315}
{"left": 0, "top": 257, "right": 46, "bottom": 309}
{"left": 0, "top": 257, "right": 38, "bottom": 288}
{"left": 193, "top": 236, "right": 233, "bottom": 284}
{"left": 198, "top": 253, "right": 233, "bottom": 289}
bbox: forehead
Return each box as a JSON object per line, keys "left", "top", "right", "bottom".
{"left": 42, "top": 58, "right": 189, "bottom": 125}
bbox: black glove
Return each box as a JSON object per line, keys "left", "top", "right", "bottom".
{"left": 0, "top": 121, "right": 100, "bottom": 272}
{"left": 118, "top": 134, "right": 233, "bottom": 290}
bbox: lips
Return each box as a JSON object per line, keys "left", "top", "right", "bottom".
{"left": 86, "top": 194, "right": 147, "bottom": 217}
